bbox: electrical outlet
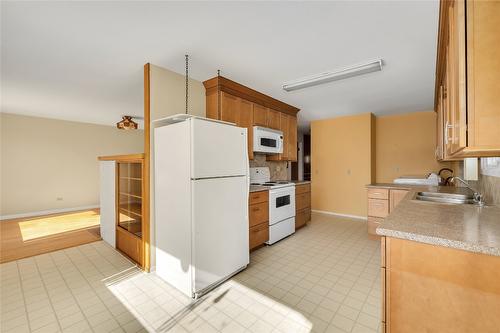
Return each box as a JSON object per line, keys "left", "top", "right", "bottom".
{"left": 56, "top": 197, "right": 63, "bottom": 201}
{"left": 347, "top": 169, "right": 351, "bottom": 175}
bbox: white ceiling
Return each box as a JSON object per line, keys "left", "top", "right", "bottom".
{"left": 1, "top": 1, "right": 439, "bottom": 130}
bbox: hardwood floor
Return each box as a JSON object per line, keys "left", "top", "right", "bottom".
{"left": 0, "top": 209, "right": 101, "bottom": 263}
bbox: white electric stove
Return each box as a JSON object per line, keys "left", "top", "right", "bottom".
{"left": 250, "top": 167, "right": 296, "bottom": 244}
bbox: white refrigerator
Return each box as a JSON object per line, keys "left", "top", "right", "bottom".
{"left": 154, "top": 115, "right": 249, "bottom": 299}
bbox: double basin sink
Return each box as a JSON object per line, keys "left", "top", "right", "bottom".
{"left": 415, "top": 191, "right": 476, "bottom": 205}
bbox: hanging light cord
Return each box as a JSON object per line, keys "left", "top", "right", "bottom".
{"left": 185, "top": 54, "right": 189, "bottom": 114}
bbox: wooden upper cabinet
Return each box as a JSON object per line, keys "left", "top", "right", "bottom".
{"left": 220, "top": 92, "right": 240, "bottom": 124}
{"left": 435, "top": 0, "right": 500, "bottom": 159}
{"left": 280, "top": 113, "right": 290, "bottom": 160}
{"left": 288, "top": 116, "right": 298, "bottom": 161}
{"left": 267, "top": 113, "right": 298, "bottom": 162}
{"left": 268, "top": 109, "right": 281, "bottom": 130}
{"left": 447, "top": 0, "right": 467, "bottom": 156}
{"left": 203, "top": 76, "right": 300, "bottom": 161}
{"left": 239, "top": 99, "right": 254, "bottom": 160}
{"left": 466, "top": 0, "right": 500, "bottom": 151}
{"left": 253, "top": 104, "right": 268, "bottom": 127}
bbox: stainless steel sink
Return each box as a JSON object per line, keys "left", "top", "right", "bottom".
{"left": 415, "top": 191, "right": 476, "bottom": 205}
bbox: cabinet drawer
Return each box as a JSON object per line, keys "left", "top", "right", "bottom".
{"left": 368, "top": 217, "right": 384, "bottom": 236}
{"left": 249, "top": 222, "right": 269, "bottom": 250}
{"left": 295, "top": 208, "right": 311, "bottom": 230}
{"left": 367, "top": 188, "right": 389, "bottom": 200}
{"left": 249, "top": 202, "right": 268, "bottom": 228}
{"left": 296, "top": 192, "right": 311, "bottom": 211}
{"left": 295, "top": 183, "right": 311, "bottom": 195}
{"left": 249, "top": 190, "right": 268, "bottom": 205}
{"left": 368, "top": 199, "right": 389, "bottom": 218}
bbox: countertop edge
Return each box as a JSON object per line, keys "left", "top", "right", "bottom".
{"left": 376, "top": 227, "right": 500, "bottom": 257}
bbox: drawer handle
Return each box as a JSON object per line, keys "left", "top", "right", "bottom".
{"left": 252, "top": 207, "right": 260, "bottom": 212}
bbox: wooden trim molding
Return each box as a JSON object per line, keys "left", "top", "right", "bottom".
{"left": 143, "top": 63, "right": 151, "bottom": 272}
{"left": 98, "top": 154, "right": 145, "bottom": 161}
{"left": 203, "top": 76, "right": 300, "bottom": 116}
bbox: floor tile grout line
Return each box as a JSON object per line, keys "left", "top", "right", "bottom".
{"left": 71, "top": 244, "right": 157, "bottom": 331}
{"left": 31, "top": 255, "right": 65, "bottom": 332}
{"left": 49, "top": 250, "right": 96, "bottom": 333}
{"left": 14, "top": 260, "right": 32, "bottom": 332}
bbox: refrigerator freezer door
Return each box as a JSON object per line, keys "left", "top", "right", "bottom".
{"left": 191, "top": 118, "right": 248, "bottom": 179}
{"left": 191, "top": 176, "right": 249, "bottom": 294}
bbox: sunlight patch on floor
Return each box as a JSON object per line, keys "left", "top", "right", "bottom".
{"left": 18, "top": 210, "right": 100, "bottom": 241}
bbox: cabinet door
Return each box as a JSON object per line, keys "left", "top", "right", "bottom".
{"left": 253, "top": 104, "right": 268, "bottom": 127}
{"left": 239, "top": 99, "right": 254, "bottom": 160}
{"left": 280, "top": 113, "right": 290, "bottom": 160}
{"left": 220, "top": 92, "right": 240, "bottom": 125}
{"left": 288, "top": 116, "right": 298, "bottom": 162}
{"left": 447, "top": 0, "right": 467, "bottom": 155}
{"left": 268, "top": 109, "right": 281, "bottom": 130}
{"left": 466, "top": 0, "right": 500, "bottom": 149}
{"left": 389, "top": 189, "right": 409, "bottom": 213}
{"left": 436, "top": 85, "right": 444, "bottom": 161}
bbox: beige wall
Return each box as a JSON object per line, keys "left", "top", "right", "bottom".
{"left": 375, "top": 111, "right": 450, "bottom": 183}
{"left": 150, "top": 64, "right": 205, "bottom": 121}
{"left": 311, "top": 113, "right": 375, "bottom": 217}
{"left": 0, "top": 113, "right": 143, "bottom": 217}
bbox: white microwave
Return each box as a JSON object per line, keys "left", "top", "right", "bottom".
{"left": 253, "top": 126, "right": 283, "bottom": 154}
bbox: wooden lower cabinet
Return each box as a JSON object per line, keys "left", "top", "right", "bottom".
{"left": 116, "top": 227, "right": 143, "bottom": 266}
{"left": 295, "top": 208, "right": 311, "bottom": 229}
{"left": 367, "top": 186, "right": 409, "bottom": 238}
{"left": 381, "top": 236, "right": 500, "bottom": 332}
{"left": 249, "top": 190, "right": 269, "bottom": 250}
{"left": 295, "top": 183, "right": 311, "bottom": 230}
{"left": 368, "top": 217, "right": 384, "bottom": 236}
{"left": 249, "top": 223, "right": 269, "bottom": 250}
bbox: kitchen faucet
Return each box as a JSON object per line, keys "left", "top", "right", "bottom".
{"left": 450, "top": 176, "right": 485, "bottom": 206}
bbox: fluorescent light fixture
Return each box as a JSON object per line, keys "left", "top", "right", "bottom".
{"left": 282, "top": 59, "right": 383, "bottom": 92}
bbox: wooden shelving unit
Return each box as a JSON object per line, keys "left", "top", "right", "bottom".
{"left": 116, "top": 159, "right": 144, "bottom": 266}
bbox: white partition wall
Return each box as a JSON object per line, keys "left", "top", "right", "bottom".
{"left": 99, "top": 161, "right": 116, "bottom": 247}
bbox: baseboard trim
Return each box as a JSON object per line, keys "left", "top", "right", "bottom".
{"left": 312, "top": 209, "right": 367, "bottom": 221}
{"left": 0, "top": 205, "right": 99, "bottom": 221}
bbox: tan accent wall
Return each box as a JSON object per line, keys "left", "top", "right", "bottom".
{"left": 311, "top": 113, "right": 375, "bottom": 217}
{"left": 150, "top": 64, "right": 205, "bottom": 121}
{"left": 375, "top": 111, "right": 450, "bottom": 183}
{"left": 0, "top": 113, "right": 143, "bottom": 216}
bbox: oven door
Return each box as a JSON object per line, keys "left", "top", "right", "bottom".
{"left": 269, "top": 186, "right": 296, "bottom": 225}
{"left": 253, "top": 127, "right": 283, "bottom": 154}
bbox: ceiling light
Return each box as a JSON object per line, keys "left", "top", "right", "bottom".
{"left": 116, "top": 116, "right": 138, "bottom": 130}
{"left": 282, "top": 59, "right": 383, "bottom": 92}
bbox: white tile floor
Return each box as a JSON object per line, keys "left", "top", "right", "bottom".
{"left": 0, "top": 213, "right": 381, "bottom": 333}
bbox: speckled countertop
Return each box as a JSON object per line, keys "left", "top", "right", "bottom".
{"left": 250, "top": 180, "right": 310, "bottom": 192}
{"left": 371, "top": 184, "right": 500, "bottom": 256}
{"left": 291, "top": 180, "right": 311, "bottom": 185}
{"left": 250, "top": 185, "right": 269, "bottom": 193}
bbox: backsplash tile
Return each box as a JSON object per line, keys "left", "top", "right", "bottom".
{"left": 454, "top": 157, "right": 500, "bottom": 206}
{"left": 250, "top": 154, "right": 289, "bottom": 181}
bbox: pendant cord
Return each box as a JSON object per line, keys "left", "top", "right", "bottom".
{"left": 185, "top": 54, "right": 189, "bottom": 115}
